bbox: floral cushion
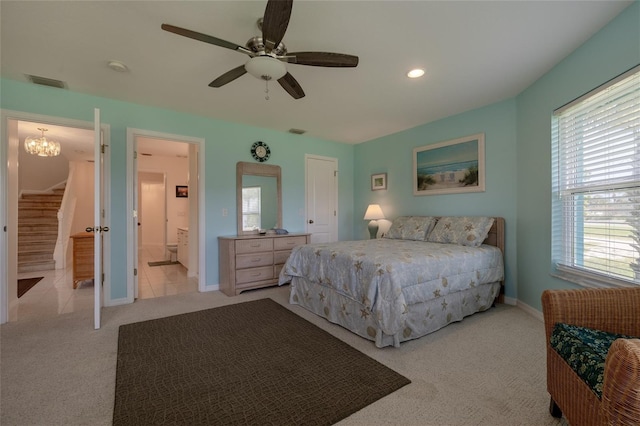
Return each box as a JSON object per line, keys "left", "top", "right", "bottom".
{"left": 427, "top": 217, "right": 494, "bottom": 247}
{"left": 550, "top": 322, "right": 638, "bottom": 398}
{"left": 383, "top": 216, "right": 436, "bottom": 241}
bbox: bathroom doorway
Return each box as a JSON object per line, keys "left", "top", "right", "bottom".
{"left": 126, "top": 128, "right": 204, "bottom": 303}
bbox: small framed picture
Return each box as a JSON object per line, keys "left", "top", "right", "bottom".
{"left": 371, "top": 173, "right": 387, "bottom": 191}
{"left": 176, "top": 185, "right": 188, "bottom": 198}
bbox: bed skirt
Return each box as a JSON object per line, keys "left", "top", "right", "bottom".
{"left": 287, "top": 276, "right": 501, "bottom": 348}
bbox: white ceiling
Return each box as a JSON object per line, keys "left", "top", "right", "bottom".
{"left": 1, "top": 0, "right": 632, "bottom": 146}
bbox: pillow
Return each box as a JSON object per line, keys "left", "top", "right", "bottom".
{"left": 427, "top": 216, "right": 494, "bottom": 247}
{"left": 383, "top": 216, "right": 436, "bottom": 241}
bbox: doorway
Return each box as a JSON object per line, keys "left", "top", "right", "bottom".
{"left": 126, "top": 128, "right": 205, "bottom": 302}
{"left": 0, "top": 111, "right": 110, "bottom": 324}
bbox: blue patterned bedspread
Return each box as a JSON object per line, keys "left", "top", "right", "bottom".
{"left": 279, "top": 239, "right": 504, "bottom": 336}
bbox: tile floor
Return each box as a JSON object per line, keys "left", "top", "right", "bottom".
{"left": 15, "top": 245, "right": 198, "bottom": 322}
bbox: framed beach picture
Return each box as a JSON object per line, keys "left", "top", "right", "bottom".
{"left": 413, "top": 133, "right": 485, "bottom": 196}
{"left": 371, "top": 173, "right": 387, "bottom": 191}
{"left": 176, "top": 185, "right": 188, "bottom": 198}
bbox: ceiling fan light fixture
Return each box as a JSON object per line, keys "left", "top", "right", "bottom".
{"left": 407, "top": 68, "right": 425, "bottom": 79}
{"left": 245, "top": 56, "right": 287, "bottom": 81}
{"left": 107, "top": 60, "right": 129, "bottom": 72}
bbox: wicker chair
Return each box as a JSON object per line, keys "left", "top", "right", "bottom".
{"left": 541, "top": 287, "right": 640, "bottom": 425}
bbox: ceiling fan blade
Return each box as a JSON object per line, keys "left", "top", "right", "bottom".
{"left": 262, "top": 0, "right": 293, "bottom": 52}
{"left": 288, "top": 52, "right": 359, "bottom": 67}
{"left": 209, "top": 65, "right": 247, "bottom": 88}
{"left": 162, "top": 24, "right": 249, "bottom": 54}
{"left": 278, "top": 73, "right": 305, "bottom": 99}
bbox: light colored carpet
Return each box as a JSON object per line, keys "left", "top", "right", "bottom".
{"left": 0, "top": 285, "right": 567, "bottom": 425}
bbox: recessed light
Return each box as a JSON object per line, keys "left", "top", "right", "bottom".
{"left": 107, "top": 60, "right": 129, "bottom": 72}
{"left": 407, "top": 68, "right": 425, "bottom": 79}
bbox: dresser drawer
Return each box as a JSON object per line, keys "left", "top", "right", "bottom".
{"left": 274, "top": 250, "right": 292, "bottom": 264}
{"left": 236, "top": 266, "right": 274, "bottom": 284}
{"left": 236, "top": 252, "right": 274, "bottom": 269}
{"left": 273, "top": 236, "right": 307, "bottom": 251}
{"left": 236, "top": 239, "right": 273, "bottom": 254}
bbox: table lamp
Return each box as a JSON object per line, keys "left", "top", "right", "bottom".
{"left": 363, "top": 204, "right": 385, "bottom": 239}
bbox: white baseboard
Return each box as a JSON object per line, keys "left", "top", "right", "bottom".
{"left": 202, "top": 284, "right": 219, "bottom": 292}
{"left": 105, "top": 297, "right": 130, "bottom": 307}
{"left": 516, "top": 299, "right": 544, "bottom": 322}
{"left": 503, "top": 296, "right": 517, "bottom": 306}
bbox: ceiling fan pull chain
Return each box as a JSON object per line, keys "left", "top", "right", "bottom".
{"left": 264, "top": 79, "right": 270, "bottom": 100}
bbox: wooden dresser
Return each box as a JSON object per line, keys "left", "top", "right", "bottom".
{"left": 70, "top": 232, "right": 94, "bottom": 289}
{"left": 218, "top": 233, "right": 310, "bottom": 296}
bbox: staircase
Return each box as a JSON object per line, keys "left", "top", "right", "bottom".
{"left": 18, "top": 188, "right": 64, "bottom": 273}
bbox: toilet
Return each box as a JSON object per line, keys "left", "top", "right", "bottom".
{"left": 166, "top": 244, "right": 178, "bottom": 262}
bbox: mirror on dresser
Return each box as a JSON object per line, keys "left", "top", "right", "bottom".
{"left": 236, "top": 161, "right": 282, "bottom": 235}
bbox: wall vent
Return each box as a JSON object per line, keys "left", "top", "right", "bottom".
{"left": 288, "top": 128, "right": 306, "bottom": 135}
{"left": 26, "top": 74, "right": 67, "bottom": 89}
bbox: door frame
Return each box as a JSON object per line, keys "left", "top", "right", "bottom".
{"left": 126, "top": 128, "right": 206, "bottom": 302}
{"left": 0, "top": 109, "right": 111, "bottom": 324}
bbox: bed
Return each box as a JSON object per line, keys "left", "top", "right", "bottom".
{"left": 278, "top": 216, "right": 505, "bottom": 348}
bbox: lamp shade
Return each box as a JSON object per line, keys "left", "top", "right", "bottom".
{"left": 363, "top": 204, "right": 384, "bottom": 220}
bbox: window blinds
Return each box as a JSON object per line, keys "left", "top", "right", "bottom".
{"left": 552, "top": 65, "right": 640, "bottom": 286}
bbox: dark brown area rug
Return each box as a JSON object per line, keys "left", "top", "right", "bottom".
{"left": 17, "top": 277, "right": 43, "bottom": 298}
{"left": 113, "top": 298, "right": 410, "bottom": 426}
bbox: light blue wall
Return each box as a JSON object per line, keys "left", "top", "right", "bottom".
{"left": 1, "top": 79, "right": 355, "bottom": 301}
{"left": 353, "top": 1, "right": 639, "bottom": 309}
{"left": 515, "top": 1, "right": 640, "bottom": 310}
{"left": 354, "top": 99, "right": 518, "bottom": 299}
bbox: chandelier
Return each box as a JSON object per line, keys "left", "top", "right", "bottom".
{"left": 24, "top": 128, "right": 61, "bottom": 157}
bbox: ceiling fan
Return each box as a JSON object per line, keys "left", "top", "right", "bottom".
{"left": 161, "top": 0, "right": 358, "bottom": 100}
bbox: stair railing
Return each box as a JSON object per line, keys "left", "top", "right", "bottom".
{"left": 54, "top": 164, "right": 77, "bottom": 269}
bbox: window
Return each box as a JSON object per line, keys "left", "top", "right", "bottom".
{"left": 552, "top": 66, "right": 640, "bottom": 288}
{"left": 242, "top": 186, "right": 261, "bottom": 231}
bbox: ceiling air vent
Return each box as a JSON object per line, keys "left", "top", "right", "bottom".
{"left": 288, "top": 128, "right": 306, "bottom": 135}
{"left": 26, "top": 74, "right": 67, "bottom": 89}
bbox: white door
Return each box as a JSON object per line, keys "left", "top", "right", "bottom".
{"left": 305, "top": 155, "right": 338, "bottom": 243}
{"left": 92, "top": 109, "right": 104, "bottom": 330}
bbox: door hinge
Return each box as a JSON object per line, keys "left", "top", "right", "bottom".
{"left": 101, "top": 144, "right": 105, "bottom": 154}
{"left": 134, "top": 268, "right": 138, "bottom": 276}
{"left": 334, "top": 170, "right": 337, "bottom": 177}
{"left": 334, "top": 210, "right": 336, "bottom": 216}
{"left": 102, "top": 209, "right": 105, "bottom": 219}
{"left": 102, "top": 273, "right": 105, "bottom": 284}
{"left": 134, "top": 151, "right": 137, "bottom": 159}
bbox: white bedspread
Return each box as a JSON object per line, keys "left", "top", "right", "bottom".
{"left": 279, "top": 239, "right": 504, "bottom": 338}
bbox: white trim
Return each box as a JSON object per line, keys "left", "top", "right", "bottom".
{"left": 552, "top": 266, "right": 638, "bottom": 290}
{"left": 503, "top": 296, "right": 517, "bottom": 306}
{"left": 126, "top": 128, "right": 206, "bottom": 303}
{"left": 516, "top": 299, "right": 544, "bottom": 322}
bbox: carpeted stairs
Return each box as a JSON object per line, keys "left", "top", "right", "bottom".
{"left": 18, "top": 188, "right": 64, "bottom": 273}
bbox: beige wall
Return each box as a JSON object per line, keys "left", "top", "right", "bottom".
{"left": 138, "top": 154, "right": 189, "bottom": 246}
{"left": 18, "top": 147, "right": 69, "bottom": 192}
